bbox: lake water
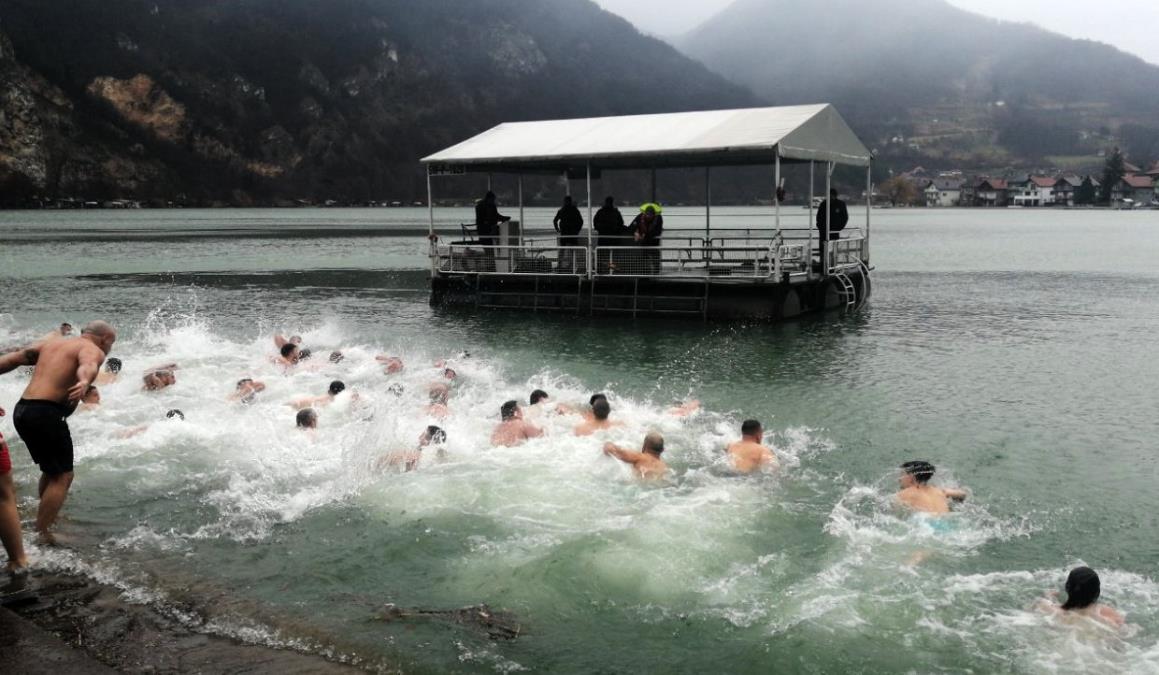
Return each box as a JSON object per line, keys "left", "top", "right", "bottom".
{"left": 1, "top": 207, "right": 1158, "bottom": 673}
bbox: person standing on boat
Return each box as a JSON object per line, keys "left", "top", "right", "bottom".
{"left": 553, "top": 195, "right": 585, "bottom": 271}
{"left": 816, "top": 188, "right": 848, "bottom": 241}
{"left": 630, "top": 203, "right": 664, "bottom": 274}
{"left": 474, "top": 191, "right": 510, "bottom": 248}
{"left": 594, "top": 196, "right": 627, "bottom": 272}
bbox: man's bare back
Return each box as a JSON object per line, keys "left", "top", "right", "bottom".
{"left": 726, "top": 439, "right": 777, "bottom": 473}
{"left": 574, "top": 418, "right": 623, "bottom": 437}
{"left": 21, "top": 338, "right": 108, "bottom": 404}
{"left": 603, "top": 433, "right": 668, "bottom": 482}
{"left": 896, "top": 485, "right": 964, "bottom": 514}
{"left": 491, "top": 419, "right": 542, "bottom": 447}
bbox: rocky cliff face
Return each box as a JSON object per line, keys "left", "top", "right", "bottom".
{"left": 0, "top": 0, "right": 756, "bottom": 206}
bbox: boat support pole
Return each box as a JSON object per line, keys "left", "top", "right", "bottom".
{"left": 865, "top": 161, "right": 872, "bottom": 267}
{"left": 586, "top": 162, "right": 593, "bottom": 280}
{"left": 808, "top": 161, "right": 814, "bottom": 280}
{"left": 705, "top": 166, "right": 711, "bottom": 256}
{"left": 426, "top": 168, "right": 435, "bottom": 277}
{"left": 824, "top": 161, "right": 832, "bottom": 277}
{"left": 518, "top": 174, "right": 524, "bottom": 247}
{"left": 774, "top": 153, "right": 781, "bottom": 238}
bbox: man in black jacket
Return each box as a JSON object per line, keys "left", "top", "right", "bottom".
{"left": 553, "top": 195, "right": 585, "bottom": 271}
{"left": 593, "top": 196, "right": 626, "bottom": 273}
{"left": 816, "top": 188, "right": 849, "bottom": 241}
{"left": 474, "top": 191, "right": 509, "bottom": 247}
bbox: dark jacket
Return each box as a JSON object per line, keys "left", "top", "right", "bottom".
{"left": 593, "top": 206, "right": 626, "bottom": 238}
{"left": 629, "top": 213, "right": 664, "bottom": 246}
{"left": 816, "top": 198, "right": 849, "bottom": 239}
{"left": 553, "top": 204, "right": 584, "bottom": 236}
{"left": 475, "top": 200, "right": 508, "bottom": 235}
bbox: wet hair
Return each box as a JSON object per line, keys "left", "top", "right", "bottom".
{"left": 61, "top": 322, "right": 73, "bottom": 330}
{"left": 530, "top": 389, "right": 549, "bottom": 405}
{"left": 426, "top": 425, "right": 447, "bottom": 445}
{"left": 741, "top": 419, "right": 762, "bottom": 436}
{"left": 500, "top": 400, "right": 519, "bottom": 421}
{"left": 643, "top": 432, "right": 665, "bottom": 455}
{"left": 296, "top": 408, "right": 318, "bottom": 428}
{"left": 105, "top": 358, "right": 122, "bottom": 373}
{"left": 237, "top": 378, "right": 254, "bottom": 389}
{"left": 592, "top": 399, "right": 611, "bottom": 421}
{"left": 280, "top": 343, "right": 298, "bottom": 358}
{"left": 1061, "top": 567, "right": 1101, "bottom": 610}
{"left": 298, "top": 349, "right": 313, "bottom": 361}
{"left": 328, "top": 380, "right": 346, "bottom": 396}
{"left": 166, "top": 409, "right": 185, "bottom": 420}
{"left": 589, "top": 393, "right": 607, "bottom": 406}
{"left": 387, "top": 383, "right": 405, "bottom": 397}
{"left": 329, "top": 351, "right": 344, "bottom": 364}
{"left": 429, "top": 385, "right": 449, "bottom": 404}
{"left": 901, "top": 460, "right": 935, "bottom": 484}
{"left": 443, "top": 368, "right": 457, "bottom": 379}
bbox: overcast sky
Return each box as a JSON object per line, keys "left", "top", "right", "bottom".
{"left": 594, "top": 0, "right": 1159, "bottom": 66}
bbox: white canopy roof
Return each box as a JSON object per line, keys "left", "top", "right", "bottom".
{"left": 422, "top": 104, "right": 871, "bottom": 172}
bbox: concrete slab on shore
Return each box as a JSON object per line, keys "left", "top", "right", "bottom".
{"left": 0, "top": 606, "right": 118, "bottom": 674}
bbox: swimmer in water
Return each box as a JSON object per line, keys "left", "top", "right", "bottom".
{"left": 377, "top": 425, "right": 447, "bottom": 472}
{"left": 387, "top": 382, "right": 405, "bottom": 397}
{"left": 274, "top": 334, "right": 302, "bottom": 350}
{"left": 726, "top": 420, "right": 778, "bottom": 473}
{"left": 143, "top": 369, "right": 176, "bottom": 391}
{"left": 1040, "top": 566, "right": 1125, "bottom": 628}
{"left": 288, "top": 380, "right": 346, "bottom": 410}
{"left": 296, "top": 408, "right": 318, "bottom": 430}
{"left": 668, "top": 400, "right": 701, "bottom": 417}
{"left": 277, "top": 343, "right": 301, "bottom": 368}
{"left": 77, "top": 386, "right": 101, "bottom": 411}
{"left": 95, "top": 357, "right": 121, "bottom": 385}
{"left": 329, "top": 351, "right": 344, "bottom": 364}
{"left": 574, "top": 398, "right": 624, "bottom": 436}
{"left": 426, "top": 384, "right": 450, "bottom": 419}
{"left": 442, "top": 368, "right": 457, "bottom": 381}
{"left": 530, "top": 389, "right": 549, "bottom": 406}
{"left": 896, "top": 461, "right": 967, "bottom": 514}
{"left": 377, "top": 355, "right": 404, "bottom": 374}
{"left": 602, "top": 432, "right": 669, "bottom": 481}
{"left": 490, "top": 400, "right": 544, "bottom": 447}
{"left": 118, "top": 409, "right": 185, "bottom": 439}
{"left": 229, "top": 378, "right": 266, "bottom": 403}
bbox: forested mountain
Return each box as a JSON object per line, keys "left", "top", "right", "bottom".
{"left": 0, "top": 0, "right": 756, "bottom": 205}
{"left": 679, "top": 0, "right": 1159, "bottom": 170}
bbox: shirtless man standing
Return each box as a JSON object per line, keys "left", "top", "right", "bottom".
{"left": 490, "top": 400, "right": 543, "bottom": 447}
{"left": 602, "top": 432, "right": 669, "bottom": 481}
{"left": 726, "top": 420, "right": 778, "bottom": 473}
{"left": 0, "top": 320, "right": 116, "bottom": 545}
{"left": 896, "top": 460, "right": 967, "bottom": 514}
{"left": 574, "top": 398, "right": 623, "bottom": 437}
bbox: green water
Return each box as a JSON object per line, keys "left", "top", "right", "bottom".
{"left": 1, "top": 207, "right": 1157, "bottom": 673}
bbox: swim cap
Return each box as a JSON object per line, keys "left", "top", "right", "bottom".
{"left": 901, "top": 461, "right": 935, "bottom": 483}
{"left": 329, "top": 380, "right": 346, "bottom": 396}
{"left": 105, "top": 358, "right": 122, "bottom": 373}
{"left": 166, "top": 409, "right": 185, "bottom": 420}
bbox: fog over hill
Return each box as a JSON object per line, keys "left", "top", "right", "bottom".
{"left": 679, "top": 0, "right": 1159, "bottom": 169}
{"left": 0, "top": 0, "right": 756, "bottom": 205}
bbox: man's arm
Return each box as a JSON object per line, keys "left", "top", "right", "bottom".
{"left": 0, "top": 345, "right": 40, "bottom": 375}
{"left": 942, "top": 488, "right": 968, "bottom": 502}
{"left": 68, "top": 345, "right": 105, "bottom": 401}
{"left": 145, "top": 362, "right": 178, "bottom": 373}
{"left": 602, "top": 442, "right": 641, "bottom": 465}
{"left": 523, "top": 421, "right": 544, "bottom": 439}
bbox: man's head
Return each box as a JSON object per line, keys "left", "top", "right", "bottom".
{"left": 237, "top": 378, "right": 254, "bottom": 390}
{"left": 500, "top": 400, "right": 520, "bottom": 421}
{"left": 1062, "top": 566, "right": 1101, "bottom": 610}
{"left": 166, "top": 409, "right": 185, "bottom": 421}
{"left": 443, "top": 368, "right": 457, "bottom": 380}
{"left": 329, "top": 351, "right": 344, "bottom": 364}
{"left": 383, "top": 357, "right": 404, "bottom": 374}
{"left": 741, "top": 419, "right": 763, "bottom": 441}
{"left": 589, "top": 393, "right": 607, "bottom": 407}
{"left": 82, "top": 386, "right": 100, "bottom": 405}
{"left": 420, "top": 425, "right": 447, "bottom": 448}
{"left": 280, "top": 343, "right": 299, "bottom": 360}
{"left": 429, "top": 384, "right": 450, "bottom": 405}
{"left": 604, "top": 196, "right": 615, "bottom": 208}
{"left": 563, "top": 195, "right": 573, "bottom": 207}
{"left": 105, "top": 357, "right": 122, "bottom": 373}
{"left": 484, "top": 191, "right": 496, "bottom": 204}
{"left": 60, "top": 322, "right": 73, "bottom": 335}
{"left": 328, "top": 380, "right": 346, "bottom": 397}
{"left": 592, "top": 399, "right": 611, "bottom": 421}
{"left": 900, "top": 460, "right": 935, "bottom": 488}
{"left": 81, "top": 320, "right": 117, "bottom": 354}
{"left": 290, "top": 335, "right": 303, "bottom": 345}
{"left": 642, "top": 432, "right": 665, "bottom": 456}
{"left": 296, "top": 408, "right": 318, "bottom": 429}
{"left": 387, "top": 383, "right": 405, "bottom": 397}
{"left": 642, "top": 205, "right": 656, "bottom": 221}
{"left": 830, "top": 188, "right": 839, "bottom": 198}
{"left": 298, "top": 349, "right": 313, "bottom": 361}
{"left": 530, "top": 389, "right": 549, "bottom": 405}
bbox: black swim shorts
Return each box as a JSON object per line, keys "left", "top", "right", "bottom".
{"left": 12, "top": 399, "right": 75, "bottom": 475}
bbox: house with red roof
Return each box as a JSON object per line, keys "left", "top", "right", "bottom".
{"left": 1110, "top": 174, "right": 1155, "bottom": 208}
{"left": 1011, "top": 176, "right": 1057, "bottom": 207}
{"left": 974, "top": 177, "right": 1008, "bottom": 207}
